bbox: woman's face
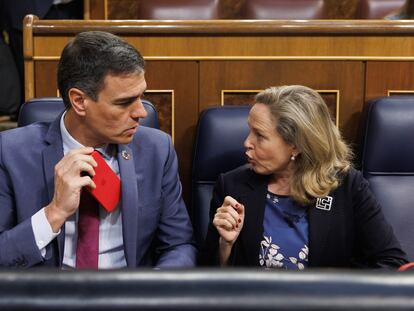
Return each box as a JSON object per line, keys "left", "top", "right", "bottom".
{"left": 244, "top": 103, "right": 297, "bottom": 176}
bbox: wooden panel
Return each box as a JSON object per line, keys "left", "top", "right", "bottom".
{"left": 28, "top": 19, "right": 414, "bottom": 61}
{"left": 128, "top": 36, "right": 414, "bottom": 58}
{"left": 222, "top": 91, "right": 257, "bottom": 106}
{"left": 366, "top": 62, "right": 414, "bottom": 102}
{"left": 108, "top": 0, "right": 139, "bottom": 19}
{"left": 144, "top": 61, "right": 199, "bottom": 205}
{"left": 88, "top": 0, "right": 106, "bottom": 19}
{"left": 319, "top": 91, "right": 339, "bottom": 125}
{"left": 32, "top": 35, "right": 414, "bottom": 59}
{"left": 35, "top": 61, "right": 59, "bottom": 98}
{"left": 27, "top": 19, "right": 414, "bottom": 36}
{"left": 143, "top": 92, "right": 173, "bottom": 136}
{"left": 221, "top": 90, "right": 339, "bottom": 125}
{"left": 200, "top": 61, "right": 364, "bottom": 146}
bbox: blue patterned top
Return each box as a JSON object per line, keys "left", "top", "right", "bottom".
{"left": 259, "top": 192, "right": 309, "bottom": 270}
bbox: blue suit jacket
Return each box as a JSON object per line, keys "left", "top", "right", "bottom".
{"left": 0, "top": 116, "right": 196, "bottom": 268}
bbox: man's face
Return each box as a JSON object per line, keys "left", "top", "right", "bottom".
{"left": 82, "top": 72, "right": 148, "bottom": 146}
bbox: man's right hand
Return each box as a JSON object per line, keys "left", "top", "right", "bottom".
{"left": 45, "top": 147, "right": 97, "bottom": 232}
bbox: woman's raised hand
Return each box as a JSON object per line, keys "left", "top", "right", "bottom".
{"left": 213, "top": 196, "right": 245, "bottom": 245}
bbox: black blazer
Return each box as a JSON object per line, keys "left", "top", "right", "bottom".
{"left": 201, "top": 165, "right": 407, "bottom": 268}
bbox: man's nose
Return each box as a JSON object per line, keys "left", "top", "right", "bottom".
{"left": 131, "top": 99, "right": 148, "bottom": 119}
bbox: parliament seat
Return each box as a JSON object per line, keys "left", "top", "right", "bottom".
{"left": 191, "top": 105, "right": 250, "bottom": 245}
{"left": 357, "top": 0, "right": 405, "bottom": 19}
{"left": 138, "top": 0, "right": 220, "bottom": 20}
{"left": 18, "top": 97, "right": 159, "bottom": 129}
{"left": 239, "top": 0, "right": 326, "bottom": 19}
{"left": 361, "top": 96, "right": 414, "bottom": 261}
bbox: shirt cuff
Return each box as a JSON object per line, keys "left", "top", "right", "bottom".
{"left": 31, "top": 208, "right": 61, "bottom": 257}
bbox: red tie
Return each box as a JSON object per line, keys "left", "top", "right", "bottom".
{"left": 76, "top": 189, "right": 99, "bottom": 269}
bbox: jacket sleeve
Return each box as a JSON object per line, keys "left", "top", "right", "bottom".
{"left": 153, "top": 134, "right": 197, "bottom": 268}
{"left": 199, "top": 174, "right": 241, "bottom": 266}
{"left": 198, "top": 174, "right": 225, "bottom": 266}
{"left": 351, "top": 170, "right": 408, "bottom": 268}
{"left": 0, "top": 135, "right": 45, "bottom": 268}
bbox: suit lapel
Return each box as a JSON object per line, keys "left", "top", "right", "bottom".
{"left": 308, "top": 197, "right": 334, "bottom": 267}
{"left": 42, "top": 115, "right": 65, "bottom": 265}
{"left": 238, "top": 171, "right": 269, "bottom": 266}
{"left": 118, "top": 144, "right": 138, "bottom": 267}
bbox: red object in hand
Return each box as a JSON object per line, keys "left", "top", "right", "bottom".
{"left": 87, "top": 150, "right": 121, "bottom": 212}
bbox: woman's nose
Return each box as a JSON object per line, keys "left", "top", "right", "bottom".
{"left": 244, "top": 133, "right": 253, "bottom": 150}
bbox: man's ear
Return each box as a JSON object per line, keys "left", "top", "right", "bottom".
{"left": 68, "top": 88, "right": 88, "bottom": 116}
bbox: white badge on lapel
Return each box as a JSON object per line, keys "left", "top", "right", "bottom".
{"left": 121, "top": 150, "right": 130, "bottom": 160}
{"left": 316, "top": 196, "right": 333, "bottom": 211}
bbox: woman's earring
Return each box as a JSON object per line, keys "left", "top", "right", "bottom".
{"left": 290, "top": 154, "right": 296, "bottom": 161}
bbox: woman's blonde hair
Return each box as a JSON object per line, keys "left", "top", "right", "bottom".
{"left": 255, "top": 85, "right": 353, "bottom": 205}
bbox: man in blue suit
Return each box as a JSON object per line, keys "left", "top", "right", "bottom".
{"left": 0, "top": 31, "right": 196, "bottom": 268}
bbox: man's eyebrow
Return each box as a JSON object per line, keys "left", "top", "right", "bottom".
{"left": 112, "top": 89, "right": 147, "bottom": 104}
{"left": 113, "top": 95, "right": 139, "bottom": 104}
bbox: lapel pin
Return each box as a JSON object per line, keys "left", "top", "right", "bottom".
{"left": 121, "top": 150, "right": 130, "bottom": 160}
{"left": 315, "top": 196, "right": 333, "bottom": 211}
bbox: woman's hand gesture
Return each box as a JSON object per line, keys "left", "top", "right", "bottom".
{"left": 213, "top": 196, "right": 245, "bottom": 245}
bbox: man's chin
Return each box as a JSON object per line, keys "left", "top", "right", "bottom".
{"left": 107, "top": 135, "right": 134, "bottom": 145}
{"left": 119, "top": 137, "right": 134, "bottom": 145}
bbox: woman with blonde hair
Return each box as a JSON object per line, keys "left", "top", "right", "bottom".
{"left": 201, "top": 85, "right": 407, "bottom": 269}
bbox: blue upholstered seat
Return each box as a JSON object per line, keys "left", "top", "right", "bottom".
{"left": 191, "top": 105, "right": 251, "bottom": 244}
{"left": 361, "top": 96, "right": 414, "bottom": 260}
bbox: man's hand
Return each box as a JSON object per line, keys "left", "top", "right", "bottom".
{"left": 45, "top": 147, "right": 97, "bottom": 232}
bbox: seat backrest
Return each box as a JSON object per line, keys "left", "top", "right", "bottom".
{"left": 18, "top": 97, "right": 159, "bottom": 129}
{"left": 361, "top": 96, "right": 414, "bottom": 260}
{"left": 191, "top": 105, "right": 251, "bottom": 245}
{"left": 240, "top": 0, "right": 326, "bottom": 19}
{"left": 357, "top": 0, "right": 405, "bottom": 19}
{"left": 138, "top": 0, "right": 220, "bottom": 20}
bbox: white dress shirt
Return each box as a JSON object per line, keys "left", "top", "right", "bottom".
{"left": 31, "top": 112, "right": 127, "bottom": 268}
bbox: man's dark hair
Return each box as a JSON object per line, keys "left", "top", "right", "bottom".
{"left": 57, "top": 31, "right": 145, "bottom": 109}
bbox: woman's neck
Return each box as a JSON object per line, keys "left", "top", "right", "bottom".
{"left": 268, "top": 171, "right": 292, "bottom": 196}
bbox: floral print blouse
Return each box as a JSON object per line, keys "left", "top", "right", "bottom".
{"left": 259, "top": 192, "right": 309, "bottom": 270}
